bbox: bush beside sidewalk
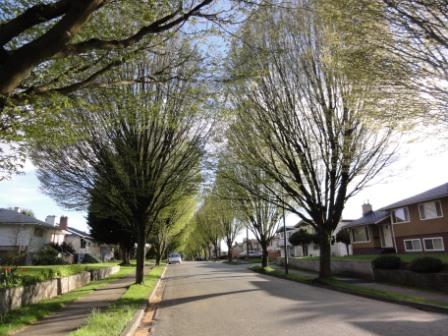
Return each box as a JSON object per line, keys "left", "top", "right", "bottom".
{"left": 251, "top": 265, "right": 448, "bottom": 314}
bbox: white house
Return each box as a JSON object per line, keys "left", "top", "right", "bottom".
{"left": 0, "top": 208, "right": 64, "bottom": 264}
{"left": 58, "top": 216, "right": 114, "bottom": 262}
{"left": 270, "top": 220, "right": 353, "bottom": 258}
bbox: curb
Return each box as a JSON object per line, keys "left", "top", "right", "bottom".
{"left": 250, "top": 268, "right": 448, "bottom": 315}
{"left": 121, "top": 266, "right": 167, "bottom": 336}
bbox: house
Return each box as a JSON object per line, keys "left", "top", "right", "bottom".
{"left": 232, "top": 239, "right": 263, "bottom": 258}
{"left": 58, "top": 216, "right": 114, "bottom": 262}
{"left": 270, "top": 220, "right": 352, "bottom": 258}
{"left": 345, "top": 182, "right": 448, "bottom": 254}
{"left": 0, "top": 208, "right": 64, "bottom": 264}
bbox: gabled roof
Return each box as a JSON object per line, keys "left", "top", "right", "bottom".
{"left": 342, "top": 210, "right": 389, "bottom": 228}
{"left": 275, "top": 226, "right": 296, "bottom": 234}
{"left": 65, "top": 226, "right": 92, "bottom": 240}
{"left": 382, "top": 182, "right": 448, "bottom": 210}
{"left": 0, "top": 208, "right": 56, "bottom": 229}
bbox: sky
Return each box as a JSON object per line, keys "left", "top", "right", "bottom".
{"left": 1, "top": 124, "right": 446, "bottom": 237}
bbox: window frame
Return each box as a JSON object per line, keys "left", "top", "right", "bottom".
{"left": 422, "top": 237, "right": 445, "bottom": 252}
{"left": 351, "top": 226, "right": 370, "bottom": 243}
{"left": 403, "top": 238, "right": 422, "bottom": 252}
{"left": 418, "top": 200, "right": 443, "bottom": 220}
{"left": 391, "top": 207, "right": 410, "bottom": 224}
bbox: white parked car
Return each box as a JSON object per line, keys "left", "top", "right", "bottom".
{"left": 168, "top": 253, "right": 182, "bottom": 264}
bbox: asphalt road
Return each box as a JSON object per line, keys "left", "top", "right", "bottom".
{"left": 154, "top": 262, "right": 448, "bottom": 336}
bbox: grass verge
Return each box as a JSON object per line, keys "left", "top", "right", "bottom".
{"left": 69, "top": 265, "right": 165, "bottom": 336}
{"left": 251, "top": 265, "right": 448, "bottom": 313}
{"left": 0, "top": 265, "right": 134, "bottom": 336}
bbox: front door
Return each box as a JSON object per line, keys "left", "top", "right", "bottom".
{"left": 380, "top": 225, "right": 394, "bottom": 248}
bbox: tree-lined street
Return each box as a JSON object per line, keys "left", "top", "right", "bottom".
{"left": 154, "top": 262, "right": 447, "bottom": 336}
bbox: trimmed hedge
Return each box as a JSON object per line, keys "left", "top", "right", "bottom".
{"left": 409, "top": 257, "right": 444, "bottom": 273}
{"left": 372, "top": 255, "right": 401, "bottom": 270}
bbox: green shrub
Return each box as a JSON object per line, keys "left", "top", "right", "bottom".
{"left": 81, "top": 254, "right": 100, "bottom": 264}
{"left": 0, "top": 267, "right": 21, "bottom": 288}
{"left": 372, "top": 255, "right": 401, "bottom": 269}
{"left": 409, "top": 257, "right": 444, "bottom": 273}
{"left": 33, "top": 246, "right": 66, "bottom": 265}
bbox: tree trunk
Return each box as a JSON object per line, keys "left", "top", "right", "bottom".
{"left": 227, "top": 240, "right": 233, "bottom": 263}
{"left": 120, "top": 244, "right": 131, "bottom": 265}
{"left": 261, "top": 242, "right": 268, "bottom": 267}
{"left": 345, "top": 243, "right": 350, "bottom": 256}
{"left": 135, "top": 225, "right": 146, "bottom": 284}
{"left": 213, "top": 243, "right": 218, "bottom": 260}
{"left": 318, "top": 228, "right": 332, "bottom": 279}
{"left": 155, "top": 253, "right": 161, "bottom": 266}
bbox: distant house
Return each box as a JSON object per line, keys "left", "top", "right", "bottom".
{"left": 58, "top": 216, "right": 114, "bottom": 262}
{"left": 232, "top": 239, "right": 263, "bottom": 258}
{"left": 270, "top": 220, "right": 352, "bottom": 258}
{"left": 344, "top": 182, "right": 448, "bottom": 254}
{"left": 0, "top": 208, "right": 63, "bottom": 264}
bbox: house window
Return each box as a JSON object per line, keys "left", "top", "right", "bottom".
{"left": 423, "top": 237, "right": 444, "bottom": 252}
{"left": 404, "top": 239, "right": 422, "bottom": 252}
{"left": 34, "top": 228, "right": 44, "bottom": 237}
{"left": 80, "top": 239, "right": 86, "bottom": 248}
{"left": 418, "top": 201, "right": 443, "bottom": 220}
{"left": 391, "top": 207, "right": 410, "bottom": 223}
{"left": 351, "top": 227, "right": 370, "bottom": 243}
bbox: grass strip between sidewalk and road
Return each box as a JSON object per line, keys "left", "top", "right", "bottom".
{"left": 251, "top": 265, "right": 448, "bottom": 313}
{"left": 0, "top": 265, "right": 135, "bottom": 336}
{"left": 69, "top": 265, "right": 165, "bottom": 336}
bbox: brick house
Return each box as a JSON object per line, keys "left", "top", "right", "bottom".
{"left": 345, "top": 182, "right": 448, "bottom": 254}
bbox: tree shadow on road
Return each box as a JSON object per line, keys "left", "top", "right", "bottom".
{"left": 159, "top": 289, "right": 261, "bottom": 309}
{"left": 249, "top": 273, "right": 448, "bottom": 336}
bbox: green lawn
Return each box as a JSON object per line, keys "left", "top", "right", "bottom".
{"left": 69, "top": 265, "right": 165, "bottom": 336}
{"left": 295, "top": 253, "right": 448, "bottom": 263}
{"left": 0, "top": 265, "right": 133, "bottom": 336}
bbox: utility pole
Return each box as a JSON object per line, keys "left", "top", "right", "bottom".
{"left": 282, "top": 193, "right": 289, "bottom": 274}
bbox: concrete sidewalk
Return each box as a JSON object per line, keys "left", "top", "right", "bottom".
{"left": 270, "top": 264, "right": 448, "bottom": 306}
{"left": 14, "top": 272, "right": 136, "bottom": 336}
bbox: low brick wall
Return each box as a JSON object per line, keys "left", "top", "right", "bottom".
{"left": 0, "top": 265, "right": 120, "bottom": 315}
{"left": 374, "top": 269, "right": 448, "bottom": 293}
{"left": 59, "top": 271, "right": 91, "bottom": 294}
{"left": 90, "top": 265, "right": 120, "bottom": 281}
{"left": 285, "top": 258, "right": 374, "bottom": 279}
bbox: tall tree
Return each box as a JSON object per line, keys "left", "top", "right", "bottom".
{"left": 194, "top": 197, "right": 224, "bottom": 260}
{"left": 1, "top": 0, "right": 275, "bottom": 180}
{"left": 380, "top": 0, "right": 448, "bottom": 122}
{"left": 210, "top": 164, "right": 243, "bottom": 262}
{"left": 32, "top": 52, "right": 209, "bottom": 283}
{"left": 148, "top": 196, "right": 196, "bottom": 266}
{"left": 222, "top": 157, "right": 282, "bottom": 267}
{"left": 227, "top": 1, "right": 414, "bottom": 277}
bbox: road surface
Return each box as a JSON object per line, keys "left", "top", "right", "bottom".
{"left": 154, "top": 262, "right": 447, "bottom": 336}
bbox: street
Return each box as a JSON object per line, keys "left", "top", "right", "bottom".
{"left": 154, "top": 262, "right": 448, "bottom": 336}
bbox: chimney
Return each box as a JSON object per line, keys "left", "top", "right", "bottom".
{"left": 362, "top": 202, "right": 373, "bottom": 216}
{"left": 45, "top": 215, "right": 56, "bottom": 226}
{"left": 14, "top": 207, "right": 21, "bottom": 213}
{"left": 59, "top": 216, "right": 68, "bottom": 230}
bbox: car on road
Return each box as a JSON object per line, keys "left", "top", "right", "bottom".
{"left": 168, "top": 253, "right": 182, "bottom": 264}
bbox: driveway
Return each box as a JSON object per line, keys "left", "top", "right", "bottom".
{"left": 153, "top": 262, "right": 447, "bottom": 336}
